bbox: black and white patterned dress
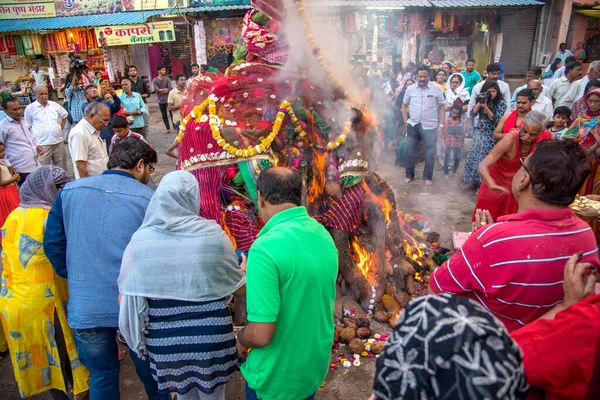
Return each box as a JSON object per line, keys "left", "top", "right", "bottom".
{"left": 461, "top": 100, "right": 507, "bottom": 186}
{"left": 145, "top": 297, "right": 238, "bottom": 395}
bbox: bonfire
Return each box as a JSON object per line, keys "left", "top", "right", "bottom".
{"left": 175, "top": 0, "right": 437, "bottom": 328}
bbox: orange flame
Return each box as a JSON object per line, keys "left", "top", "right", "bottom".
{"left": 404, "top": 239, "right": 425, "bottom": 267}
{"left": 351, "top": 236, "right": 371, "bottom": 281}
{"left": 414, "top": 272, "right": 423, "bottom": 282}
{"left": 308, "top": 149, "right": 327, "bottom": 204}
{"left": 363, "top": 183, "right": 393, "bottom": 228}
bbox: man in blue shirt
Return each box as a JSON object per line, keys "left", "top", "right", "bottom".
{"left": 64, "top": 75, "right": 87, "bottom": 125}
{"left": 119, "top": 78, "right": 147, "bottom": 137}
{"left": 460, "top": 58, "right": 481, "bottom": 96}
{"left": 44, "top": 138, "right": 168, "bottom": 400}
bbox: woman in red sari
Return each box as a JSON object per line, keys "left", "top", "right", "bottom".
{"left": 473, "top": 111, "right": 547, "bottom": 221}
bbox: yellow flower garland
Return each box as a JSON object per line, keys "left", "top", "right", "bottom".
{"left": 178, "top": 97, "right": 352, "bottom": 156}
{"left": 208, "top": 99, "right": 291, "bottom": 158}
{"left": 176, "top": 98, "right": 209, "bottom": 142}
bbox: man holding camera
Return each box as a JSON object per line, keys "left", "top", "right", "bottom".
{"left": 401, "top": 65, "right": 446, "bottom": 186}
{"left": 65, "top": 75, "right": 87, "bottom": 126}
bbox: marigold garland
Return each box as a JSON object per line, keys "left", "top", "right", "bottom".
{"left": 178, "top": 95, "right": 353, "bottom": 157}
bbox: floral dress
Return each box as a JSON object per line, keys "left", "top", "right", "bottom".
{"left": 0, "top": 207, "right": 89, "bottom": 398}
{"left": 461, "top": 100, "right": 507, "bottom": 186}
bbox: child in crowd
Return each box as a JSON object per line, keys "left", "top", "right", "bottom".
{"left": 549, "top": 106, "right": 570, "bottom": 139}
{"left": 0, "top": 143, "right": 21, "bottom": 242}
{"left": 443, "top": 104, "right": 464, "bottom": 180}
{"left": 110, "top": 115, "right": 147, "bottom": 153}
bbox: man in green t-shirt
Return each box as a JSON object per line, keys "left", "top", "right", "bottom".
{"left": 237, "top": 167, "right": 338, "bottom": 400}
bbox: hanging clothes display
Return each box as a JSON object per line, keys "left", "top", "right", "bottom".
{"left": 194, "top": 21, "right": 208, "bottom": 65}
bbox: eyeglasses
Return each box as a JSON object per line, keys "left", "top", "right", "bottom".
{"left": 148, "top": 163, "right": 155, "bottom": 173}
{"left": 520, "top": 157, "right": 531, "bottom": 175}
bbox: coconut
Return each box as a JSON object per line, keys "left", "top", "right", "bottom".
{"left": 339, "top": 327, "right": 356, "bottom": 344}
{"left": 356, "top": 327, "right": 373, "bottom": 339}
{"left": 356, "top": 317, "right": 370, "bottom": 329}
{"left": 371, "top": 341, "right": 386, "bottom": 354}
{"left": 348, "top": 337, "right": 365, "bottom": 354}
{"left": 343, "top": 317, "right": 357, "bottom": 330}
{"left": 373, "top": 310, "right": 389, "bottom": 323}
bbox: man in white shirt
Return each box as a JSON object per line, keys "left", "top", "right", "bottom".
{"left": 468, "top": 63, "right": 511, "bottom": 117}
{"left": 575, "top": 60, "right": 600, "bottom": 100}
{"left": 554, "top": 43, "right": 574, "bottom": 65}
{"left": 168, "top": 74, "right": 186, "bottom": 131}
{"left": 550, "top": 61, "right": 583, "bottom": 108}
{"left": 527, "top": 80, "right": 554, "bottom": 120}
{"left": 401, "top": 65, "right": 445, "bottom": 186}
{"left": 0, "top": 98, "right": 42, "bottom": 185}
{"left": 187, "top": 63, "right": 200, "bottom": 86}
{"left": 30, "top": 65, "right": 49, "bottom": 87}
{"left": 510, "top": 67, "right": 551, "bottom": 108}
{"left": 68, "top": 102, "right": 110, "bottom": 179}
{"left": 552, "top": 55, "right": 577, "bottom": 82}
{"left": 24, "top": 86, "right": 69, "bottom": 171}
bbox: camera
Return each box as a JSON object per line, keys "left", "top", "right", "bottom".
{"left": 477, "top": 91, "right": 491, "bottom": 104}
{"left": 69, "top": 55, "right": 88, "bottom": 73}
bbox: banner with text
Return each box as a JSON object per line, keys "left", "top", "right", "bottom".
{"left": 55, "top": 0, "right": 184, "bottom": 16}
{"left": 0, "top": 2, "right": 56, "bottom": 19}
{"left": 95, "top": 21, "right": 176, "bottom": 47}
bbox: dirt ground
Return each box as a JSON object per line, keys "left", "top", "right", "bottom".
{"left": 0, "top": 98, "right": 479, "bottom": 399}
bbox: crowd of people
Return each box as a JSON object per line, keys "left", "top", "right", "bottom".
{"left": 1, "top": 48, "right": 600, "bottom": 400}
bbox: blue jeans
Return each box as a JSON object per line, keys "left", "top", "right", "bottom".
{"left": 405, "top": 123, "right": 437, "bottom": 181}
{"left": 74, "top": 327, "right": 169, "bottom": 400}
{"left": 245, "top": 383, "right": 315, "bottom": 400}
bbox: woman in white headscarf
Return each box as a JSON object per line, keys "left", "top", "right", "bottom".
{"left": 445, "top": 73, "right": 470, "bottom": 113}
{"left": 438, "top": 73, "right": 471, "bottom": 166}
{"left": 118, "top": 170, "right": 245, "bottom": 400}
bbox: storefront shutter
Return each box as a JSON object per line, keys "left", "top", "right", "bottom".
{"left": 499, "top": 8, "right": 539, "bottom": 76}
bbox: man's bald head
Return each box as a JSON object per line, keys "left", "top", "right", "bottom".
{"left": 527, "top": 79, "right": 543, "bottom": 99}
{"left": 257, "top": 167, "right": 302, "bottom": 207}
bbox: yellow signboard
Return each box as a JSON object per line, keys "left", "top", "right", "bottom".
{"left": 0, "top": 0, "right": 51, "bottom": 3}
{"left": 0, "top": 2, "right": 56, "bottom": 19}
{"left": 95, "top": 21, "right": 176, "bottom": 47}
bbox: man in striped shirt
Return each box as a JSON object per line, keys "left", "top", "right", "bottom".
{"left": 430, "top": 140, "right": 600, "bottom": 332}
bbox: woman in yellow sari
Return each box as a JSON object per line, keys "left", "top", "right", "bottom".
{"left": 0, "top": 166, "right": 89, "bottom": 399}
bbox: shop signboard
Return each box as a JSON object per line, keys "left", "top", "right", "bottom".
{"left": 189, "top": 0, "right": 249, "bottom": 6}
{"left": 95, "top": 21, "right": 176, "bottom": 47}
{"left": 55, "top": 0, "right": 186, "bottom": 16}
{"left": 0, "top": 1, "right": 56, "bottom": 19}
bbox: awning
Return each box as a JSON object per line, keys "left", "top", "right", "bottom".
{"left": 431, "top": 0, "right": 543, "bottom": 6}
{"left": 575, "top": 4, "right": 600, "bottom": 18}
{"left": 0, "top": 9, "right": 169, "bottom": 33}
{"left": 185, "top": 5, "right": 252, "bottom": 12}
{"left": 0, "top": 3, "right": 252, "bottom": 34}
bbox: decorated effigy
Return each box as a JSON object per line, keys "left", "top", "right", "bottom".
{"left": 176, "top": 0, "right": 439, "bottom": 324}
